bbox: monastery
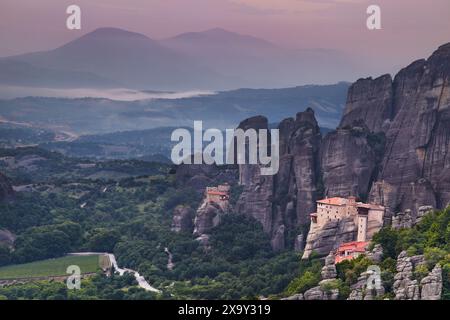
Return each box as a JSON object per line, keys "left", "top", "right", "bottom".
{"left": 307, "top": 196, "right": 385, "bottom": 263}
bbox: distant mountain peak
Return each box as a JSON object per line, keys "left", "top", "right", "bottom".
{"left": 83, "top": 27, "right": 151, "bottom": 40}
{"left": 202, "top": 27, "right": 236, "bottom": 35}
{"left": 165, "top": 27, "right": 276, "bottom": 48}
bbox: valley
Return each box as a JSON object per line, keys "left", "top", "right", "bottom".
{"left": 0, "top": 40, "right": 449, "bottom": 301}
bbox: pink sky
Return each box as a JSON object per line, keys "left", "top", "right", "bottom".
{"left": 1, "top": 0, "right": 449, "bottom": 76}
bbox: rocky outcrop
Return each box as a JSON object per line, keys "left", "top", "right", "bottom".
{"left": 393, "top": 251, "right": 421, "bottom": 300}
{"left": 339, "top": 74, "right": 394, "bottom": 133}
{"left": 235, "top": 116, "right": 275, "bottom": 236}
{"left": 392, "top": 209, "right": 414, "bottom": 230}
{"left": 420, "top": 265, "right": 443, "bottom": 300}
{"left": 320, "top": 126, "right": 382, "bottom": 199}
{"left": 193, "top": 201, "right": 226, "bottom": 237}
{"left": 302, "top": 253, "right": 339, "bottom": 300}
{"left": 171, "top": 205, "right": 195, "bottom": 233}
{"left": 281, "top": 293, "right": 304, "bottom": 300}
{"left": 348, "top": 267, "right": 385, "bottom": 300}
{"left": 416, "top": 205, "right": 434, "bottom": 224}
{"left": 294, "top": 234, "right": 304, "bottom": 252}
{"left": 367, "top": 244, "right": 383, "bottom": 263}
{"left": 0, "top": 172, "right": 14, "bottom": 201}
{"left": 302, "top": 217, "right": 356, "bottom": 259}
{"left": 321, "top": 253, "right": 337, "bottom": 280}
{"left": 392, "top": 206, "right": 434, "bottom": 230}
{"left": 236, "top": 109, "right": 322, "bottom": 251}
{"left": 304, "top": 286, "right": 339, "bottom": 300}
{"left": 368, "top": 43, "right": 450, "bottom": 215}
{"left": 392, "top": 251, "right": 442, "bottom": 300}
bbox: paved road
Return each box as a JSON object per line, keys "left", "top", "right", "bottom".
{"left": 68, "top": 252, "right": 161, "bottom": 293}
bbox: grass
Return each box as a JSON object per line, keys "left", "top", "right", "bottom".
{"left": 0, "top": 255, "right": 103, "bottom": 280}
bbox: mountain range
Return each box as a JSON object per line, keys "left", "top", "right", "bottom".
{"left": 0, "top": 27, "right": 358, "bottom": 90}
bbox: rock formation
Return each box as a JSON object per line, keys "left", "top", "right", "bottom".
{"left": 236, "top": 109, "right": 322, "bottom": 250}
{"left": 368, "top": 44, "right": 450, "bottom": 215}
{"left": 302, "top": 217, "right": 357, "bottom": 259}
{"left": 392, "top": 206, "right": 434, "bottom": 230}
{"left": 171, "top": 205, "right": 195, "bottom": 233}
{"left": 420, "top": 264, "right": 443, "bottom": 300}
{"left": 392, "top": 251, "right": 443, "bottom": 300}
{"left": 393, "top": 251, "right": 421, "bottom": 300}
{"left": 348, "top": 267, "right": 385, "bottom": 300}
{"left": 294, "top": 234, "right": 304, "bottom": 252}
{"left": 320, "top": 253, "right": 337, "bottom": 280}
{"left": 193, "top": 200, "right": 226, "bottom": 237}
{"left": 302, "top": 253, "right": 339, "bottom": 300}
{"left": 320, "top": 126, "right": 382, "bottom": 199}
{"left": 325, "top": 43, "right": 450, "bottom": 218}
{"left": 339, "top": 74, "right": 394, "bottom": 133}
{"left": 392, "top": 209, "right": 414, "bottom": 230}
{"left": 366, "top": 244, "right": 383, "bottom": 263}
{"left": 303, "top": 286, "right": 339, "bottom": 300}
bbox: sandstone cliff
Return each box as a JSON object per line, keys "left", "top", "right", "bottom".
{"left": 302, "top": 217, "right": 356, "bottom": 259}
{"left": 369, "top": 44, "right": 450, "bottom": 215}
{"left": 320, "top": 126, "right": 383, "bottom": 200}
{"left": 339, "top": 74, "right": 394, "bottom": 133}
{"left": 236, "top": 109, "right": 322, "bottom": 250}
{"left": 393, "top": 251, "right": 443, "bottom": 300}
{"left": 325, "top": 43, "right": 450, "bottom": 218}
{"left": 171, "top": 205, "right": 195, "bottom": 233}
{"left": 193, "top": 192, "right": 231, "bottom": 243}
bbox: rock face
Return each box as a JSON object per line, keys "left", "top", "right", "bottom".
{"left": 193, "top": 200, "right": 226, "bottom": 237}
{"left": 171, "top": 205, "right": 195, "bottom": 233}
{"left": 304, "top": 286, "right": 339, "bottom": 300}
{"left": 320, "top": 126, "right": 381, "bottom": 199}
{"left": 348, "top": 267, "right": 385, "bottom": 300}
{"left": 392, "top": 206, "right": 434, "bottom": 230}
{"left": 294, "top": 234, "right": 304, "bottom": 252}
{"left": 302, "top": 253, "right": 339, "bottom": 300}
{"left": 339, "top": 74, "right": 394, "bottom": 133}
{"left": 393, "top": 251, "right": 421, "bottom": 300}
{"left": 302, "top": 217, "right": 356, "bottom": 259}
{"left": 328, "top": 43, "right": 450, "bottom": 217}
{"left": 368, "top": 44, "right": 450, "bottom": 215}
{"left": 392, "top": 251, "right": 443, "bottom": 300}
{"left": 0, "top": 172, "right": 14, "bottom": 201}
{"left": 392, "top": 209, "right": 414, "bottom": 230}
{"left": 366, "top": 244, "right": 383, "bottom": 263}
{"left": 236, "top": 110, "right": 322, "bottom": 250}
{"left": 420, "top": 265, "right": 443, "bottom": 300}
{"left": 321, "top": 253, "right": 337, "bottom": 280}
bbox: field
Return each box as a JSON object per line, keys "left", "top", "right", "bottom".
{"left": 0, "top": 255, "right": 103, "bottom": 280}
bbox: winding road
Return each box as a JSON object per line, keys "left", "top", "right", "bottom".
{"left": 68, "top": 252, "right": 161, "bottom": 293}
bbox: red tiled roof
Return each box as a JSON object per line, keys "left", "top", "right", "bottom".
{"left": 337, "top": 241, "right": 369, "bottom": 252}
{"left": 317, "top": 197, "right": 347, "bottom": 206}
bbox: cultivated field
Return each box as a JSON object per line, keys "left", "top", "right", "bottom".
{"left": 0, "top": 255, "right": 102, "bottom": 280}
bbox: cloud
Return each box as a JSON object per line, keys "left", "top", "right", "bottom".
{"left": 229, "top": 0, "right": 365, "bottom": 14}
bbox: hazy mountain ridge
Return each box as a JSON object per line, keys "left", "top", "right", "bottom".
{"left": 0, "top": 27, "right": 357, "bottom": 90}
{"left": 0, "top": 83, "right": 349, "bottom": 136}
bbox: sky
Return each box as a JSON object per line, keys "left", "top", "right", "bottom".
{"left": 1, "top": 0, "right": 449, "bottom": 77}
